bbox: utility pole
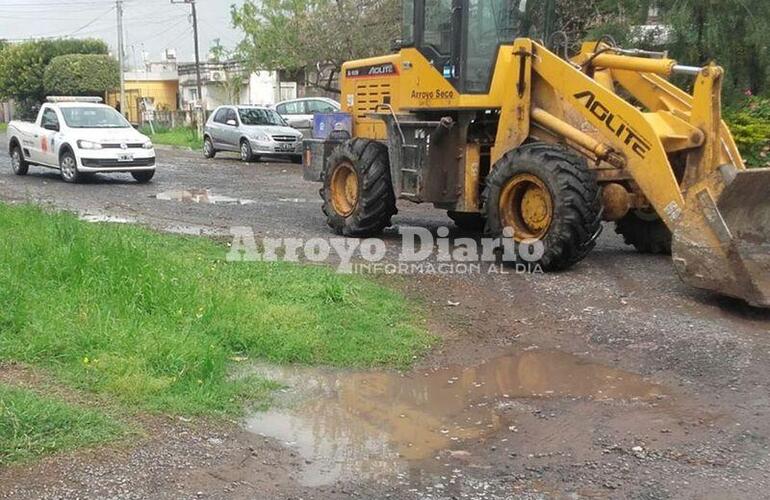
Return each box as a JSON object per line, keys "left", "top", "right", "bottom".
{"left": 116, "top": 0, "right": 125, "bottom": 115}
{"left": 172, "top": 0, "right": 204, "bottom": 134}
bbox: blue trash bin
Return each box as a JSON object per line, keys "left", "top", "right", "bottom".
{"left": 313, "top": 113, "right": 353, "bottom": 139}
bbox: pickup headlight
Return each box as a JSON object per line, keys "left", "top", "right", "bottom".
{"left": 142, "top": 141, "right": 154, "bottom": 150}
{"left": 251, "top": 131, "right": 269, "bottom": 142}
{"left": 77, "top": 140, "right": 102, "bottom": 150}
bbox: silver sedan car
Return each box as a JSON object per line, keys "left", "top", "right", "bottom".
{"left": 203, "top": 105, "right": 303, "bottom": 163}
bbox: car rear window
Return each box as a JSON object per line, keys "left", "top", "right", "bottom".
{"left": 306, "top": 100, "right": 337, "bottom": 113}
{"left": 277, "top": 101, "right": 305, "bottom": 115}
{"left": 239, "top": 108, "right": 287, "bottom": 126}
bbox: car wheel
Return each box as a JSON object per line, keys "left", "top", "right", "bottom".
{"left": 291, "top": 155, "right": 303, "bottom": 165}
{"left": 131, "top": 170, "right": 155, "bottom": 183}
{"left": 59, "top": 150, "right": 82, "bottom": 183}
{"left": 240, "top": 140, "right": 253, "bottom": 162}
{"left": 203, "top": 137, "right": 216, "bottom": 159}
{"left": 10, "top": 145, "right": 29, "bottom": 176}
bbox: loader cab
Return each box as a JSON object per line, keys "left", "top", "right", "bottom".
{"left": 402, "top": 0, "right": 550, "bottom": 93}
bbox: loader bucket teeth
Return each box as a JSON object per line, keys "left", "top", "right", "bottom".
{"left": 672, "top": 168, "right": 770, "bottom": 307}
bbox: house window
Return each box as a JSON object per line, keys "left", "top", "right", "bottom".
{"left": 189, "top": 88, "right": 199, "bottom": 103}
{"left": 648, "top": 1, "right": 660, "bottom": 22}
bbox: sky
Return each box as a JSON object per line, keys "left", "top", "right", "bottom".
{"left": 0, "top": 0, "right": 247, "bottom": 66}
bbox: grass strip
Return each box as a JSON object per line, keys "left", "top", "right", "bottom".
{"left": 0, "top": 204, "right": 433, "bottom": 415}
{"left": 140, "top": 125, "right": 201, "bottom": 150}
{"left": 0, "top": 384, "right": 126, "bottom": 465}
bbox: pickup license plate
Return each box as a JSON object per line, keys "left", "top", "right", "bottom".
{"left": 276, "top": 143, "right": 294, "bottom": 152}
{"left": 117, "top": 153, "right": 134, "bottom": 162}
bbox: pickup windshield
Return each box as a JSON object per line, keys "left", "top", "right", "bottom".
{"left": 239, "top": 108, "right": 286, "bottom": 126}
{"left": 60, "top": 107, "right": 131, "bottom": 129}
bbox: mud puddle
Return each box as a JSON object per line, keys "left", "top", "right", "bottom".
{"left": 244, "top": 349, "right": 667, "bottom": 487}
{"left": 155, "top": 189, "right": 255, "bottom": 205}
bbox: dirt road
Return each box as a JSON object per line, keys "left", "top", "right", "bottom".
{"left": 1, "top": 141, "right": 769, "bottom": 499}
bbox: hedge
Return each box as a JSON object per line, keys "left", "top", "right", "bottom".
{"left": 43, "top": 54, "right": 119, "bottom": 98}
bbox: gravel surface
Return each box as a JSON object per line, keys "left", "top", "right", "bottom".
{"left": 0, "top": 140, "right": 769, "bottom": 499}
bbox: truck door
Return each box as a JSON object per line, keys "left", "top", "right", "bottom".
{"left": 38, "top": 108, "right": 62, "bottom": 166}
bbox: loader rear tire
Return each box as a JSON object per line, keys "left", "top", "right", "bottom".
{"left": 483, "top": 143, "right": 602, "bottom": 271}
{"left": 614, "top": 210, "right": 672, "bottom": 255}
{"left": 321, "top": 138, "right": 397, "bottom": 237}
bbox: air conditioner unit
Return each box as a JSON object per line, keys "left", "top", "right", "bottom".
{"left": 210, "top": 70, "right": 225, "bottom": 82}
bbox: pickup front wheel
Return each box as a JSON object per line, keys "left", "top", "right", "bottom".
{"left": 59, "top": 150, "right": 83, "bottom": 184}
{"left": 10, "top": 145, "right": 29, "bottom": 176}
{"left": 131, "top": 170, "right": 155, "bottom": 183}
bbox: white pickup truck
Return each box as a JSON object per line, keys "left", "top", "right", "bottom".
{"left": 7, "top": 97, "right": 156, "bottom": 183}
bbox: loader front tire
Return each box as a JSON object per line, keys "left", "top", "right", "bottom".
{"left": 321, "top": 138, "right": 397, "bottom": 237}
{"left": 483, "top": 143, "right": 602, "bottom": 271}
{"left": 614, "top": 210, "right": 672, "bottom": 255}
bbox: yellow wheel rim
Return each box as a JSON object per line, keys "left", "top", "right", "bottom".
{"left": 330, "top": 161, "right": 359, "bottom": 217}
{"left": 499, "top": 173, "right": 554, "bottom": 240}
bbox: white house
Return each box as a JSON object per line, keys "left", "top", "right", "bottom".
{"left": 178, "top": 61, "right": 298, "bottom": 111}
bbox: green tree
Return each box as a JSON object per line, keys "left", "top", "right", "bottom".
{"left": 0, "top": 39, "right": 108, "bottom": 117}
{"left": 664, "top": 0, "right": 769, "bottom": 100}
{"left": 578, "top": 0, "right": 769, "bottom": 100}
{"left": 43, "top": 54, "right": 119, "bottom": 97}
{"left": 231, "top": 0, "right": 399, "bottom": 91}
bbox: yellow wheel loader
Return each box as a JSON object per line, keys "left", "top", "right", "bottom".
{"left": 303, "top": 0, "right": 770, "bottom": 307}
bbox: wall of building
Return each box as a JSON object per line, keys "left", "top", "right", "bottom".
{"left": 107, "top": 79, "right": 179, "bottom": 124}
{"left": 178, "top": 61, "right": 299, "bottom": 110}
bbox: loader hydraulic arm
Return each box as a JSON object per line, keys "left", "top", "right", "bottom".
{"left": 509, "top": 41, "right": 689, "bottom": 227}
{"left": 499, "top": 41, "right": 768, "bottom": 307}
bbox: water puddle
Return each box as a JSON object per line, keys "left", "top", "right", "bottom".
{"left": 155, "top": 189, "right": 255, "bottom": 205}
{"left": 244, "top": 349, "right": 666, "bottom": 487}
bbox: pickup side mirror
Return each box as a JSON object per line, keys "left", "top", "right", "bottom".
{"left": 226, "top": 119, "right": 237, "bottom": 127}
{"left": 43, "top": 123, "right": 59, "bottom": 132}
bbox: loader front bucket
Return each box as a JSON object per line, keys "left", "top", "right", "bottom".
{"left": 672, "top": 167, "right": 770, "bottom": 307}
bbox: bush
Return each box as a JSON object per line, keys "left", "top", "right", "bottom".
{"left": 725, "top": 96, "right": 770, "bottom": 168}
{"left": 0, "top": 39, "right": 108, "bottom": 104}
{"left": 43, "top": 54, "right": 119, "bottom": 98}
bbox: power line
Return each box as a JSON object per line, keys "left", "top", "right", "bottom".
{"left": 0, "top": 1, "right": 121, "bottom": 8}
{"left": 72, "top": 6, "right": 116, "bottom": 36}
{"left": 4, "top": 6, "right": 116, "bottom": 41}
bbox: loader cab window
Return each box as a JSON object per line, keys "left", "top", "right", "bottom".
{"left": 466, "top": 0, "right": 518, "bottom": 91}
{"left": 413, "top": 0, "right": 548, "bottom": 92}
{"left": 403, "top": 0, "right": 415, "bottom": 45}
{"left": 424, "top": 0, "right": 454, "bottom": 54}
{"left": 465, "top": 0, "right": 546, "bottom": 92}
